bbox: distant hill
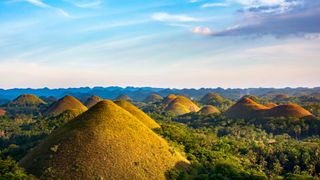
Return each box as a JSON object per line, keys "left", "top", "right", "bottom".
{"left": 162, "top": 94, "right": 178, "bottom": 107}
{"left": 84, "top": 95, "right": 103, "bottom": 108}
{"left": 198, "top": 105, "right": 220, "bottom": 115}
{"left": 164, "top": 95, "right": 200, "bottom": 115}
{"left": 264, "top": 104, "right": 312, "bottom": 118}
{"left": 7, "top": 94, "right": 46, "bottom": 107}
{"left": 224, "top": 97, "right": 268, "bottom": 119}
{"left": 114, "top": 100, "right": 160, "bottom": 129}
{"left": 143, "top": 93, "right": 163, "bottom": 103}
{"left": 20, "top": 100, "right": 188, "bottom": 179}
{"left": 44, "top": 95, "right": 87, "bottom": 117}
{"left": 116, "top": 94, "right": 132, "bottom": 102}
{"left": 0, "top": 109, "right": 6, "bottom": 116}
{"left": 200, "top": 93, "right": 224, "bottom": 105}
{"left": 225, "top": 97, "right": 313, "bottom": 119}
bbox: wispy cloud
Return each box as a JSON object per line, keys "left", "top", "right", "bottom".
{"left": 152, "top": 12, "right": 201, "bottom": 22}
{"left": 202, "top": 3, "right": 229, "bottom": 8}
{"left": 63, "top": 0, "right": 102, "bottom": 8}
{"left": 8, "top": 0, "right": 70, "bottom": 17}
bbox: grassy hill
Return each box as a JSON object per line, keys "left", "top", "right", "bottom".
{"left": 165, "top": 96, "right": 200, "bottom": 115}
{"left": 143, "top": 93, "right": 163, "bottom": 103}
{"left": 84, "top": 95, "right": 103, "bottom": 108}
{"left": 225, "top": 97, "right": 313, "bottom": 119}
{"left": 116, "top": 94, "right": 132, "bottom": 102}
{"left": 198, "top": 105, "right": 220, "bottom": 115}
{"left": 114, "top": 100, "right": 160, "bottom": 129}
{"left": 0, "top": 109, "right": 6, "bottom": 116}
{"left": 44, "top": 95, "right": 87, "bottom": 117}
{"left": 20, "top": 100, "right": 188, "bottom": 179}
{"left": 7, "top": 94, "right": 46, "bottom": 107}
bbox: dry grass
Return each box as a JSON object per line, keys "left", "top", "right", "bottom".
{"left": 114, "top": 100, "right": 160, "bottom": 129}
{"left": 8, "top": 94, "right": 46, "bottom": 106}
{"left": 225, "top": 97, "right": 313, "bottom": 119}
{"left": 84, "top": 95, "right": 103, "bottom": 108}
{"left": 44, "top": 95, "right": 88, "bottom": 117}
{"left": 164, "top": 95, "right": 200, "bottom": 115}
{"left": 20, "top": 100, "right": 188, "bottom": 179}
{"left": 162, "top": 94, "right": 178, "bottom": 107}
{"left": 198, "top": 105, "right": 220, "bottom": 115}
{"left": 264, "top": 104, "right": 312, "bottom": 118}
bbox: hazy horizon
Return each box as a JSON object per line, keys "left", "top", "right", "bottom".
{"left": 1, "top": 0, "right": 319, "bottom": 88}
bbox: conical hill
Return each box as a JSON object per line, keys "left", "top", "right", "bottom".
{"left": 84, "top": 95, "right": 103, "bottom": 108}
{"left": 114, "top": 100, "right": 160, "bottom": 129}
{"left": 44, "top": 95, "right": 87, "bottom": 117}
{"left": 116, "top": 94, "right": 132, "bottom": 102}
{"left": 8, "top": 94, "right": 46, "bottom": 107}
{"left": 20, "top": 100, "right": 188, "bottom": 179}
{"left": 264, "top": 104, "right": 312, "bottom": 118}
{"left": 198, "top": 105, "right": 220, "bottom": 115}
{"left": 224, "top": 97, "right": 269, "bottom": 119}
{"left": 143, "top": 93, "right": 163, "bottom": 103}
{"left": 165, "top": 96, "right": 200, "bottom": 115}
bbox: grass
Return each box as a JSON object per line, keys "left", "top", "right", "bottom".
{"left": 225, "top": 97, "right": 313, "bottom": 119}
{"left": 8, "top": 94, "right": 46, "bottom": 106}
{"left": 20, "top": 100, "right": 188, "bottom": 179}
{"left": 143, "top": 93, "right": 163, "bottom": 103}
{"left": 164, "top": 95, "right": 200, "bottom": 115}
{"left": 114, "top": 100, "right": 160, "bottom": 129}
{"left": 199, "top": 105, "right": 220, "bottom": 115}
{"left": 44, "top": 95, "right": 88, "bottom": 117}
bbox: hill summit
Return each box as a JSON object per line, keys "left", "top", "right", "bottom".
{"left": 164, "top": 95, "right": 200, "bottom": 115}
{"left": 198, "top": 105, "right": 220, "bottom": 115}
{"left": 84, "top": 95, "right": 103, "bottom": 108}
{"left": 114, "top": 100, "right": 160, "bottom": 129}
{"left": 7, "top": 94, "right": 46, "bottom": 107}
{"left": 116, "top": 94, "right": 132, "bottom": 102}
{"left": 44, "top": 95, "right": 87, "bottom": 117}
{"left": 143, "top": 93, "right": 163, "bottom": 103}
{"left": 225, "top": 97, "right": 313, "bottom": 119}
{"left": 20, "top": 100, "right": 188, "bottom": 179}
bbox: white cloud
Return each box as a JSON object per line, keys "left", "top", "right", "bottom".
{"left": 191, "top": 26, "right": 212, "bottom": 35}
{"left": 152, "top": 12, "right": 201, "bottom": 22}
{"left": 202, "top": 3, "right": 229, "bottom": 8}
{"left": 63, "top": 0, "right": 102, "bottom": 8}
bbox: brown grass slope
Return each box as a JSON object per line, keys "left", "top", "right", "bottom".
{"left": 224, "top": 97, "right": 269, "bottom": 119}
{"left": 20, "top": 100, "right": 188, "bottom": 179}
{"left": 199, "top": 105, "right": 220, "bottom": 115}
{"left": 264, "top": 104, "right": 312, "bottom": 118}
{"left": 44, "top": 95, "right": 87, "bottom": 117}
{"left": 8, "top": 94, "right": 46, "bottom": 106}
{"left": 84, "top": 95, "right": 103, "bottom": 108}
{"left": 143, "top": 93, "right": 163, "bottom": 103}
{"left": 114, "top": 100, "right": 160, "bottom": 129}
{"left": 165, "top": 96, "right": 200, "bottom": 115}
{"left": 265, "top": 103, "right": 278, "bottom": 108}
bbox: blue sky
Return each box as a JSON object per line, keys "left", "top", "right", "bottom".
{"left": 0, "top": 0, "right": 319, "bottom": 88}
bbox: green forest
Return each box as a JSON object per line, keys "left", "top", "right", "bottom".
{"left": 0, "top": 92, "right": 320, "bottom": 179}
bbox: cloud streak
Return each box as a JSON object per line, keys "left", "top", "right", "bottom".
{"left": 8, "top": 0, "right": 70, "bottom": 17}
{"left": 152, "top": 12, "right": 201, "bottom": 22}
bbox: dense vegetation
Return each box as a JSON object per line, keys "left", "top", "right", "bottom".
{"left": 0, "top": 91, "right": 319, "bottom": 179}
